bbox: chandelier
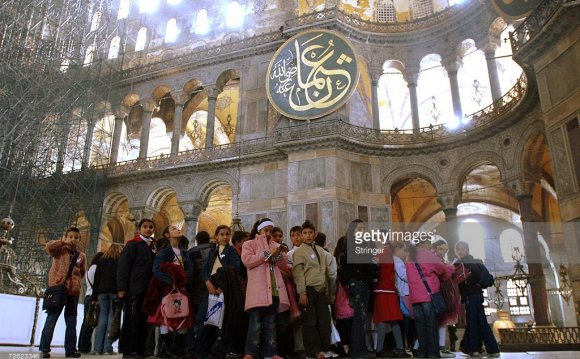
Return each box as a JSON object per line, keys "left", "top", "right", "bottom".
{"left": 547, "top": 264, "right": 573, "bottom": 305}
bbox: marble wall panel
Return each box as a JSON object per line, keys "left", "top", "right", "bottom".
{"left": 351, "top": 162, "right": 372, "bottom": 192}
{"left": 338, "top": 201, "right": 355, "bottom": 239}
{"left": 297, "top": 158, "right": 326, "bottom": 190}
{"left": 250, "top": 172, "right": 275, "bottom": 200}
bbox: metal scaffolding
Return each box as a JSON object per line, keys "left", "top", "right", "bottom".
{"left": 0, "top": 0, "right": 120, "bottom": 294}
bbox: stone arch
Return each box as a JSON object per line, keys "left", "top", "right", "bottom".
{"left": 383, "top": 59, "right": 406, "bottom": 73}
{"left": 456, "top": 38, "right": 475, "bottom": 58}
{"left": 215, "top": 69, "right": 241, "bottom": 93}
{"left": 450, "top": 151, "right": 508, "bottom": 194}
{"left": 382, "top": 164, "right": 444, "bottom": 195}
{"left": 195, "top": 173, "right": 237, "bottom": 207}
{"left": 121, "top": 93, "right": 140, "bottom": 108}
{"left": 152, "top": 85, "right": 172, "bottom": 101}
{"left": 146, "top": 184, "right": 179, "bottom": 211}
{"left": 515, "top": 123, "right": 548, "bottom": 181}
{"left": 103, "top": 191, "right": 130, "bottom": 215}
{"left": 183, "top": 78, "right": 203, "bottom": 96}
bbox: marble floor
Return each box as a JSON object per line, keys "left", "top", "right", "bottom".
{"left": 0, "top": 347, "right": 579, "bottom": 359}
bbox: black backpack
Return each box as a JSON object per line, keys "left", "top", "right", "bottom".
{"left": 477, "top": 263, "right": 494, "bottom": 288}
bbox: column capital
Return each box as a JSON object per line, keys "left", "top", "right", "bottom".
{"left": 180, "top": 200, "right": 206, "bottom": 220}
{"left": 129, "top": 206, "right": 158, "bottom": 225}
{"left": 403, "top": 68, "right": 420, "bottom": 86}
{"left": 172, "top": 92, "right": 189, "bottom": 107}
{"left": 476, "top": 37, "right": 501, "bottom": 56}
{"left": 437, "top": 192, "right": 461, "bottom": 211}
{"left": 114, "top": 107, "right": 129, "bottom": 119}
{"left": 442, "top": 56, "right": 462, "bottom": 74}
{"left": 368, "top": 65, "right": 384, "bottom": 83}
{"left": 205, "top": 86, "right": 220, "bottom": 100}
{"left": 505, "top": 178, "right": 536, "bottom": 198}
{"left": 141, "top": 99, "right": 158, "bottom": 113}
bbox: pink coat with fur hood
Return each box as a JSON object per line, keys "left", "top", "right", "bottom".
{"left": 241, "top": 234, "right": 290, "bottom": 312}
{"left": 46, "top": 240, "right": 87, "bottom": 297}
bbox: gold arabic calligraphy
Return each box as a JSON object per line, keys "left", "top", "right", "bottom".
{"left": 269, "top": 33, "right": 354, "bottom": 112}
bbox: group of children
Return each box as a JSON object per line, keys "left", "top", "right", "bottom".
{"left": 39, "top": 218, "right": 500, "bottom": 359}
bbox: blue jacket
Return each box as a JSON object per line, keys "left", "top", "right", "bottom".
{"left": 153, "top": 246, "right": 193, "bottom": 285}
{"left": 201, "top": 244, "right": 240, "bottom": 283}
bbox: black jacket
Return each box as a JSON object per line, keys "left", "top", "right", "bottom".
{"left": 456, "top": 254, "right": 485, "bottom": 299}
{"left": 93, "top": 257, "right": 119, "bottom": 296}
{"left": 117, "top": 237, "right": 155, "bottom": 296}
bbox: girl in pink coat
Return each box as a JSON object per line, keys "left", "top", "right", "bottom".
{"left": 241, "top": 218, "right": 289, "bottom": 359}
{"left": 406, "top": 237, "right": 453, "bottom": 358}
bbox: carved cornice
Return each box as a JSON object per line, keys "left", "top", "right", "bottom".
{"left": 116, "top": 1, "right": 496, "bottom": 87}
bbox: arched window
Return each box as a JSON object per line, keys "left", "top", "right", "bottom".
{"left": 458, "top": 41, "right": 493, "bottom": 115}
{"left": 375, "top": 0, "right": 396, "bottom": 23}
{"left": 117, "top": 0, "right": 130, "bottom": 20}
{"left": 63, "top": 116, "right": 87, "bottom": 172}
{"left": 411, "top": 0, "right": 433, "bottom": 19}
{"left": 139, "top": 0, "right": 160, "bottom": 14}
{"left": 496, "top": 25, "right": 524, "bottom": 94}
{"left": 378, "top": 68, "right": 411, "bottom": 129}
{"left": 195, "top": 9, "right": 210, "bottom": 35}
{"left": 499, "top": 228, "right": 524, "bottom": 263}
{"left": 83, "top": 44, "right": 95, "bottom": 66}
{"left": 165, "top": 18, "right": 179, "bottom": 43}
{"left": 458, "top": 218, "right": 486, "bottom": 261}
{"left": 90, "top": 11, "right": 101, "bottom": 32}
{"left": 417, "top": 54, "right": 453, "bottom": 128}
{"left": 226, "top": 1, "right": 243, "bottom": 28}
{"left": 135, "top": 27, "right": 147, "bottom": 51}
{"left": 91, "top": 114, "right": 115, "bottom": 166}
{"left": 147, "top": 117, "right": 171, "bottom": 157}
{"left": 108, "top": 36, "right": 121, "bottom": 59}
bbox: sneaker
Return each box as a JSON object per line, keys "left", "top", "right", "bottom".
{"left": 104, "top": 352, "right": 117, "bottom": 356}
{"left": 439, "top": 350, "right": 455, "bottom": 358}
{"left": 41, "top": 353, "right": 50, "bottom": 359}
{"left": 65, "top": 352, "right": 82, "bottom": 358}
{"left": 324, "top": 351, "right": 339, "bottom": 358}
{"left": 469, "top": 353, "right": 481, "bottom": 358}
{"left": 488, "top": 353, "right": 500, "bottom": 358}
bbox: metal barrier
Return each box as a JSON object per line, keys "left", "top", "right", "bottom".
{"left": 499, "top": 327, "right": 580, "bottom": 351}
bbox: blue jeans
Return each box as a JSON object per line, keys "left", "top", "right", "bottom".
{"left": 413, "top": 302, "right": 439, "bottom": 358}
{"left": 245, "top": 297, "right": 279, "bottom": 357}
{"left": 348, "top": 280, "right": 370, "bottom": 358}
{"left": 191, "top": 290, "right": 228, "bottom": 358}
{"left": 94, "top": 293, "right": 116, "bottom": 353}
{"left": 465, "top": 294, "right": 499, "bottom": 354}
{"left": 39, "top": 295, "right": 79, "bottom": 354}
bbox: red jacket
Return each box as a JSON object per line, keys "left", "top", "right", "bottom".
{"left": 373, "top": 247, "right": 402, "bottom": 323}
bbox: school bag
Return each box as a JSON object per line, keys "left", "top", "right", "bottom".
{"left": 477, "top": 263, "right": 494, "bottom": 288}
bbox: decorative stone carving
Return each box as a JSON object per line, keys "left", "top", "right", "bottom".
{"left": 549, "top": 127, "right": 575, "bottom": 197}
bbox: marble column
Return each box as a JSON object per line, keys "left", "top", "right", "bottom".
{"left": 181, "top": 200, "right": 205, "bottom": 248}
{"left": 55, "top": 116, "right": 70, "bottom": 173}
{"left": 171, "top": 94, "right": 187, "bottom": 157}
{"left": 438, "top": 192, "right": 461, "bottom": 261}
{"left": 109, "top": 109, "right": 126, "bottom": 164}
{"left": 138, "top": 100, "right": 156, "bottom": 160}
{"left": 517, "top": 193, "right": 552, "bottom": 325}
{"left": 484, "top": 47, "right": 502, "bottom": 102}
{"left": 404, "top": 70, "right": 420, "bottom": 131}
{"left": 205, "top": 87, "right": 219, "bottom": 149}
{"left": 371, "top": 79, "right": 381, "bottom": 130}
{"left": 82, "top": 117, "right": 97, "bottom": 169}
{"left": 444, "top": 59, "right": 463, "bottom": 120}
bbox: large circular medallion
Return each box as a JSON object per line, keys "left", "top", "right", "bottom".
{"left": 266, "top": 29, "right": 359, "bottom": 120}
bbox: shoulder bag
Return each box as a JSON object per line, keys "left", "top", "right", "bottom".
{"left": 414, "top": 262, "right": 447, "bottom": 317}
{"left": 42, "top": 251, "right": 80, "bottom": 311}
